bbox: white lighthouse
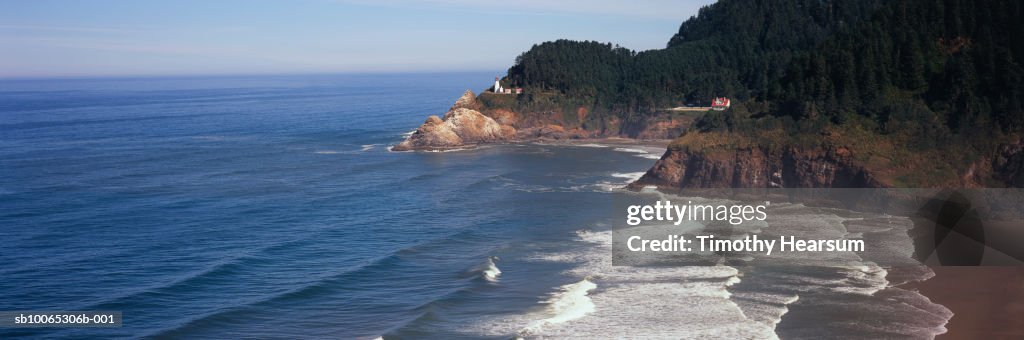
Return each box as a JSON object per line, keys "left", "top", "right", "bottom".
{"left": 493, "top": 76, "right": 503, "bottom": 93}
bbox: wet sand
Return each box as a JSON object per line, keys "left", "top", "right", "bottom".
{"left": 906, "top": 267, "right": 1024, "bottom": 339}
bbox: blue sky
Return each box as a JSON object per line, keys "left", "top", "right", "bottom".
{"left": 0, "top": 0, "right": 715, "bottom": 78}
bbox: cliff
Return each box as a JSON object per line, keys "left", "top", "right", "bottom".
{"left": 631, "top": 129, "right": 1024, "bottom": 189}
{"left": 631, "top": 144, "right": 883, "bottom": 189}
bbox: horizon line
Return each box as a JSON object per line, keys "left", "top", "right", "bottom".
{"left": 0, "top": 69, "right": 510, "bottom": 82}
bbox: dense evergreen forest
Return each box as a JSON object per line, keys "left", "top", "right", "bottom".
{"left": 498, "top": 0, "right": 1023, "bottom": 149}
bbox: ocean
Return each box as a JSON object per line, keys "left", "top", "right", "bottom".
{"left": 0, "top": 73, "right": 950, "bottom": 339}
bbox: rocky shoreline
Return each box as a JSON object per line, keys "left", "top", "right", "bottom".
{"left": 396, "top": 91, "right": 1024, "bottom": 189}
{"left": 392, "top": 91, "right": 894, "bottom": 189}
{"left": 391, "top": 90, "right": 514, "bottom": 152}
{"left": 630, "top": 145, "right": 884, "bottom": 189}
{"left": 392, "top": 90, "right": 665, "bottom": 152}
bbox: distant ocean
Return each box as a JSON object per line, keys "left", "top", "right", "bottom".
{"left": 0, "top": 73, "right": 951, "bottom": 339}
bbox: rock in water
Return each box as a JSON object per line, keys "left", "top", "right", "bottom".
{"left": 392, "top": 90, "right": 515, "bottom": 151}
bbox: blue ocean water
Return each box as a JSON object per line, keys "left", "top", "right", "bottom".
{"left": 0, "top": 73, "right": 660, "bottom": 338}
{"left": 2, "top": 73, "right": 961, "bottom": 339}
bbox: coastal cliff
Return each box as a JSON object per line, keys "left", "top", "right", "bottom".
{"left": 393, "top": 90, "right": 687, "bottom": 151}
{"left": 395, "top": 89, "right": 1024, "bottom": 189}
{"left": 631, "top": 130, "right": 1024, "bottom": 189}
{"left": 631, "top": 144, "right": 882, "bottom": 189}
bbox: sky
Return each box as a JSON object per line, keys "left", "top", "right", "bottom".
{"left": 0, "top": 0, "right": 716, "bottom": 78}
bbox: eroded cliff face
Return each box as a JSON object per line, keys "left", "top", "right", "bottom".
{"left": 631, "top": 145, "right": 884, "bottom": 189}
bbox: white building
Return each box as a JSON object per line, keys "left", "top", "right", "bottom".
{"left": 493, "top": 76, "right": 503, "bottom": 93}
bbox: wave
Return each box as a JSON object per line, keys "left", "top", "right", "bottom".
{"left": 610, "top": 172, "right": 646, "bottom": 180}
{"left": 831, "top": 265, "right": 889, "bottom": 296}
{"left": 472, "top": 256, "right": 502, "bottom": 282}
{"left": 77, "top": 236, "right": 315, "bottom": 314}
{"left": 488, "top": 171, "right": 646, "bottom": 194}
{"left": 424, "top": 147, "right": 473, "bottom": 153}
{"left": 518, "top": 278, "right": 597, "bottom": 337}
{"left": 499, "top": 198, "right": 949, "bottom": 338}
{"left": 731, "top": 291, "right": 801, "bottom": 328}
{"left": 577, "top": 172, "right": 646, "bottom": 192}
{"left": 612, "top": 147, "right": 648, "bottom": 154}
{"left": 575, "top": 143, "right": 609, "bottom": 148}
{"left": 314, "top": 144, "right": 378, "bottom": 154}
{"left": 487, "top": 228, "right": 778, "bottom": 339}
{"left": 138, "top": 228, "right": 492, "bottom": 338}
{"left": 634, "top": 153, "right": 662, "bottom": 160}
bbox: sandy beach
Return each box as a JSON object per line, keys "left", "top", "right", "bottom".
{"left": 905, "top": 267, "right": 1024, "bottom": 339}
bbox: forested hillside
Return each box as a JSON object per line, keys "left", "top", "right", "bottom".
{"left": 499, "top": 0, "right": 1021, "bottom": 133}
{"left": 492, "top": 0, "right": 1024, "bottom": 186}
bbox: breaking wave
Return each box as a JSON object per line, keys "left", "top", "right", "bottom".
{"left": 517, "top": 278, "right": 597, "bottom": 337}
{"left": 612, "top": 147, "right": 648, "bottom": 154}
{"left": 480, "top": 257, "right": 502, "bottom": 282}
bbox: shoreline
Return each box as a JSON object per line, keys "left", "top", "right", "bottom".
{"left": 391, "top": 133, "right": 1024, "bottom": 338}
{"left": 901, "top": 267, "right": 1024, "bottom": 339}
{"left": 390, "top": 137, "right": 672, "bottom": 154}
{"left": 528, "top": 137, "right": 670, "bottom": 150}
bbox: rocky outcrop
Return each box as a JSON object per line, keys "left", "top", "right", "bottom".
{"left": 631, "top": 145, "right": 884, "bottom": 189}
{"left": 450, "top": 90, "right": 482, "bottom": 111}
{"left": 392, "top": 91, "right": 515, "bottom": 151}
{"left": 394, "top": 90, "right": 690, "bottom": 151}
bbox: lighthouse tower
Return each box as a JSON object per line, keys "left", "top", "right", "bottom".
{"left": 493, "top": 76, "right": 503, "bottom": 94}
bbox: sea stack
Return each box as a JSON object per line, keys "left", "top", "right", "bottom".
{"left": 392, "top": 90, "right": 515, "bottom": 151}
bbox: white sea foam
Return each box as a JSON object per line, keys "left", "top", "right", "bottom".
{"left": 635, "top": 153, "right": 662, "bottom": 160}
{"left": 315, "top": 144, "right": 377, "bottom": 154}
{"left": 518, "top": 278, "right": 597, "bottom": 336}
{"left": 574, "top": 229, "right": 613, "bottom": 246}
{"left": 474, "top": 194, "right": 948, "bottom": 338}
{"left": 612, "top": 147, "right": 648, "bottom": 154}
{"left": 591, "top": 183, "right": 623, "bottom": 192}
{"left": 481, "top": 257, "right": 502, "bottom": 282}
{"left": 610, "top": 172, "right": 645, "bottom": 180}
{"left": 494, "top": 228, "right": 779, "bottom": 339}
{"left": 425, "top": 147, "right": 473, "bottom": 153}
{"left": 401, "top": 130, "right": 416, "bottom": 137}
{"left": 831, "top": 265, "right": 889, "bottom": 296}
{"left": 555, "top": 172, "right": 646, "bottom": 193}
{"left": 385, "top": 145, "right": 475, "bottom": 153}
{"left": 575, "top": 143, "right": 609, "bottom": 148}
